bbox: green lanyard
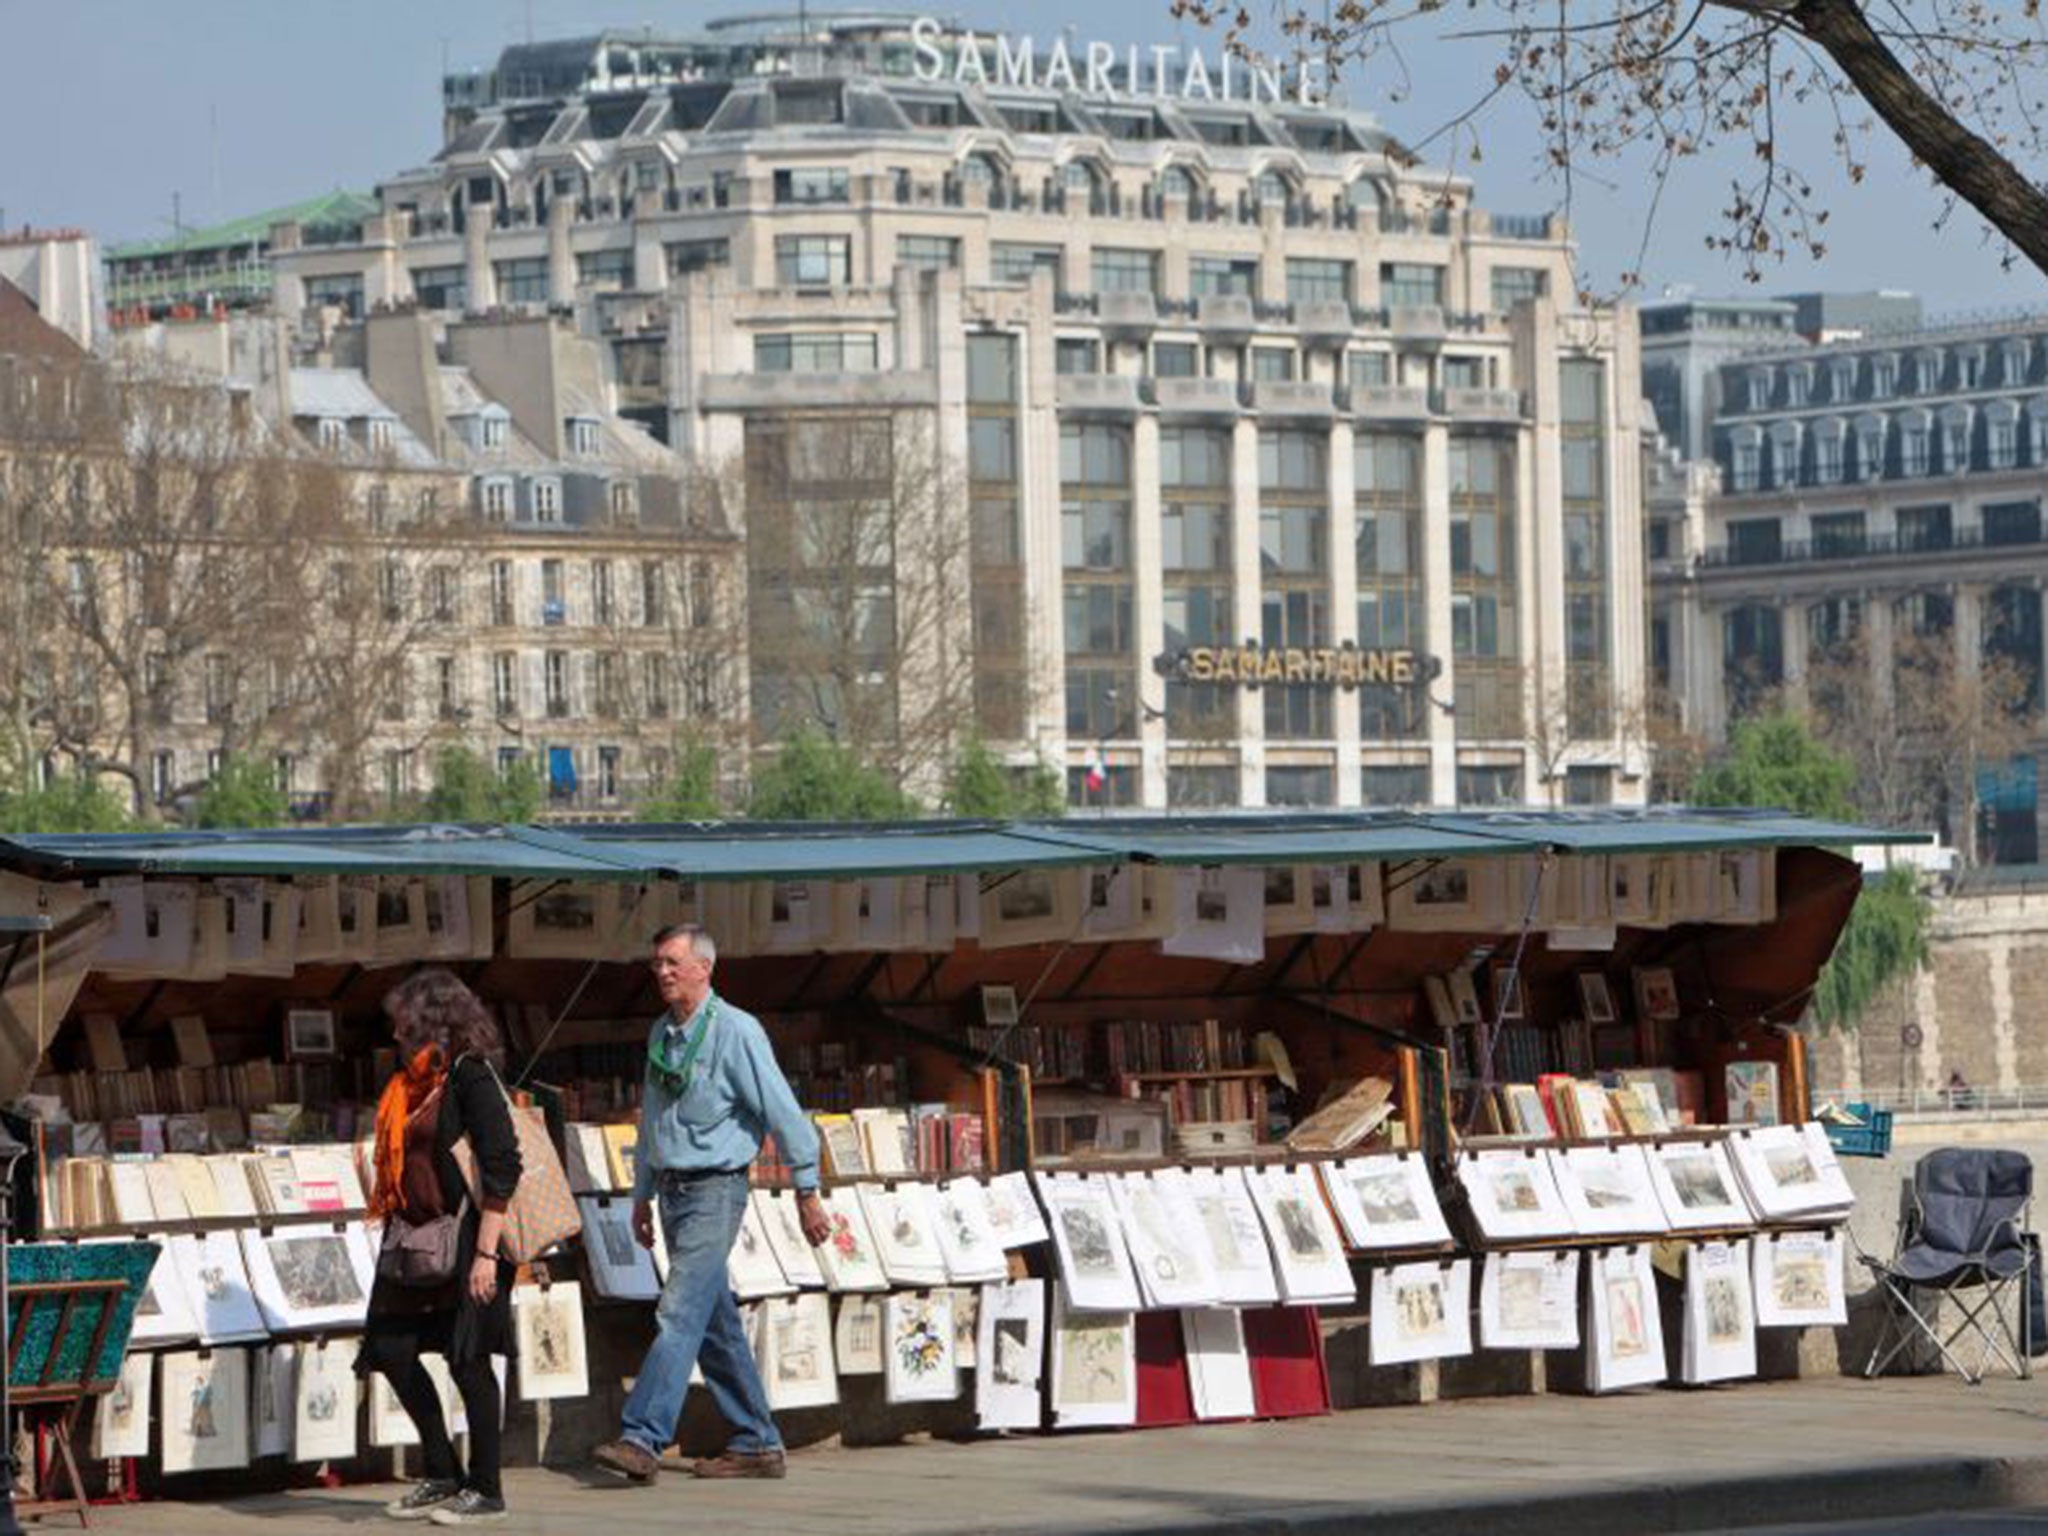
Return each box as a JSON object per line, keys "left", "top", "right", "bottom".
{"left": 648, "top": 996, "right": 715, "bottom": 1097}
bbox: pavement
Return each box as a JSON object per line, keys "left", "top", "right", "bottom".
{"left": 81, "top": 1374, "right": 2048, "bottom": 1536}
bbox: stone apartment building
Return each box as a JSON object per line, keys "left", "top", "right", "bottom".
{"left": 260, "top": 14, "right": 1653, "bottom": 809}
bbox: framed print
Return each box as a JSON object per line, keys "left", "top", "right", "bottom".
{"left": 1725, "top": 1060, "right": 1784, "bottom": 1128}
{"left": 512, "top": 1281, "right": 590, "bottom": 1401}
{"left": 1108, "top": 1171, "right": 1218, "bottom": 1309}
{"left": 1577, "top": 972, "right": 1617, "bottom": 1025}
{"left": 1644, "top": 1139, "right": 1752, "bottom": 1230}
{"left": 293, "top": 1337, "right": 360, "bottom": 1464}
{"left": 1262, "top": 866, "right": 1317, "bottom": 935}
{"left": 1633, "top": 965, "right": 1681, "bottom": 1022}
{"left": 1243, "top": 1164, "right": 1355, "bottom": 1305}
{"left": 979, "top": 984, "right": 1020, "bottom": 1028}
{"left": 1319, "top": 1153, "right": 1452, "bottom": 1251}
{"left": 1368, "top": 1259, "right": 1473, "bottom": 1367}
{"left": 932, "top": 1178, "right": 1011, "bottom": 1284}
{"left": 1447, "top": 969, "right": 1483, "bottom": 1027}
{"left": 168, "top": 1230, "right": 267, "bottom": 1343}
{"left": 761, "top": 1292, "right": 838, "bottom": 1411}
{"left": 754, "top": 1188, "right": 827, "bottom": 1289}
{"left": 857, "top": 1181, "right": 947, "bottom": 1287}
{"left": 506, "top": 882, "right": 616, "bottom": 960}
{"left": 579, "top": 1196, "right": 660, "bottom": 1301}
{"left": 159, "top": 1347, "right": 250, "bottom": 1474}
{"left": 1455, "top": 1150, "right": 1577, "bottom": 1244}
{"left": 1479, "top": 1249, "right": 1580, "bottom": 1350}
{"left": 975, "top": 1279, "right": 1047, "bottom": 1431}
{"left": 1423, "top": 975, "right": 1458, "bottom": 1032}
{"left": 726, "top": 1194, "right": 795, "bottom": 1299}
{"left": 371, "top": 877, "right": 428, "bottom": 964}
{"left": 982, "top": 1170, "right": 1049, "bottom": 1250}
{"left": 834, "top": 1293, "right": 884, "bottom": 1375}
{"left": 93, "top": 1350, "right": 153, "bottom": 1459}
{"left": 980, "top": 868, "right": 1083, "bottom": 950}
{"left": 1048, "top": 1291, "right": 1135, "bottom": 1428}
{"left": 883, "top": 1289, "right": 959, "bottom": 1405}
{"left": 1683, "top": 1239, "right": 1758, "bottom": 1384}
{"left": 1586, "top": 1244, "right": 1667, "bottom": 1393}
{"left": 1753, "top": 1229, "right": 1847, "bottom": 1327}
{"left": 1171, "top": 1166, "right": 1279, "bottom": 1306}
{"left": 1031, "top": 1172, "right": 1141, "bottom": 1312}
{"left": 1547, "top": 1144, "right": 1668, "bottom": 1239}
{"left": 810, "top": 1187, "right": 888, "bottom": 1293}
{"left": 1161, "top": 865, "right": 1265, "bottom": 964}
{"left": 283, "top": 1008, "right": 337, "bottom": 1062}
{"left": 240, "top": 1223, "right": 374, "bottom": 1332}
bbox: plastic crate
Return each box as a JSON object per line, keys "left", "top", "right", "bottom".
{"left": 1824, "top": 1103, "right": 1894, "bottom": 1158}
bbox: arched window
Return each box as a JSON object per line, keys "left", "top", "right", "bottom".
{"left": 1255, "top": 168, "right": 1291, "bottom": 204}
{"left": 1062, "top": 160, "right": 1099, "bottom": 195}
{"left": 1345, "top": 176, "right": 1385, "bottom": 210}
{"left": 1158, "top": 164, "right": 1199, "bottom": 200}
{"left": 960, "top": 152, "right": 1001, "bottom": 186}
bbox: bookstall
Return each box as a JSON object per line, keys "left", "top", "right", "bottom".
{"left": 0, "top": 808, "right": 1917, "bottom": 1495}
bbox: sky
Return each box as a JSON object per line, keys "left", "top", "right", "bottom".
{"left": 6, "top": 0, "right": 2047, "bottom": 314}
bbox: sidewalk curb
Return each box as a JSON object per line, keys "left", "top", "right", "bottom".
{"left": 1032, "top": 1452, "right": 2048, "bottom": 1536}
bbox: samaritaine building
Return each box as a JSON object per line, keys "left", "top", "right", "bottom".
{"left": 271, "top": 15, "right": 1648, "bottom": 809}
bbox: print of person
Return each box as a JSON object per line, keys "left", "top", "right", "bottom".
{"left": 189, "top": 1376, "right": 217, "bottom": 1440}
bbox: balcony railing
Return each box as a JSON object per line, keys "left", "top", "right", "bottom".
{"left": 1693, "top": 523, "right": 2044, "bottom": 570}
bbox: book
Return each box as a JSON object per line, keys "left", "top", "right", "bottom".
{"left": 1284, "top": 1076, "right": 1393, "bottom": 1153}
{"left": 167, "top": 1153, "right": 222, "bottom": 1220}
{"left": 106, "top": 1162, "right": 156, "bottom": 1227}
{"left": 249, "top": 1154, "right": 305, "bottom": 1216}
{"left": 815, "top": 1114, "right": 867, "bottom": 1179}
{"left": 143, "top": 1159, "right": 192, "bottom": 1222}
{"left": 208, "top": 1155, "right": 260, "bottom": 1220}
{"left": 854, "top": 1108, "right": 913, "bottom": 1176}
{"left": 169, "top": 1014, "right": 215, "bottom": 1069}
{"left": 603, "top": 1122, "right": 640, "bottom": 1192}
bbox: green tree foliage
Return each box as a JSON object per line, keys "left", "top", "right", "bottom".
{"left": 1688, "top": 711, "right": 1927, "bottom": 1032}
{"left": 641, "top": 739, "right": 723, "bottom": 821}
{"left": 420, "top": 746, "right": 542, "bottom": 824}
{"left": 1688, "top": 712, "right": 1856, "bottom": 821}
{"left": 0, "top": 776, "right": 134, "bottom": 833}
{"left": 747, "top": 727, "right": 917, "bottom": 821}
{"left": 943, "top": 738, "right": 1065, "bottom": 819}
{"left": 189, "top": 754, "right": 288, "bottom": 830}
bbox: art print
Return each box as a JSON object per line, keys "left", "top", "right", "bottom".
{"left": 512, "top": 1282, "right": 590, "bottom": 1400}
{"left": 253, "top": 1343, "right": 296, "bottom": 1458}
{"left": 284, "top": 1008, "right": 337, "bottom": 1061}
{"left": 1245, "top": 1165, "right": 1355, "bottom": 1304}
{"left": 883, "top": 1290, "right": 959, "bottom": 1405}
{"left": 1684, "top": 1240, "right": 1758, "bottom": 1383}
{"left": 762, "top": 1292, "right": 837, "bottom": 1410}
{"left": 727, "top": 1194, "right": 795, "bottom": 1299}
{"left": 1479, "top": 1247, "right": 1580, "bottom": 1351}
{"left": 1668, "top": 1153, "right": 1733, "bottom": 1209}
{"left": 159, "top": 1348, "right": 249, "bottom": 1474}
{"left": 1728, "top": 1124, "right": 1854, "bottom": 1220}
{"left": 1577, "top": 973, "right": 1617, "bottom": 1025}
{"left": 1458, "top": 1151, "right": 1575, "bottom": 1243}
{"left": 294, "top": 1340, "right": 358, "bottom": 1464}
{"left": 242, "top": 1224, "right": 374, "bottom": 1332}
{"left": 1110, "top": 1173, "right": 1217, "bottom": 1308}
{"left": 1369, "top": 1259, "right": 1473, "bottom": 1366}
{"left": 1606, "top": 1277, "right": 1648, "bottom": 1358}
{"left": 1182, "top": 1306, "right": 1257, "bottom": 1421}
{"left": 170, "top": 1230, "right": 266, "bottom": 1343}
{"left": 858, "top": 1182, "right": 947, "bottom": 1286}
{"left": 578, "top": 1196, "right": 661, "bottom": 1301}
{"left": 1644, "top": 1140, "right": 1752, "bottom": 1230}
{"left": 1587, "top": 1245, "right": 1666, "bottom": 1392}
{"left": 810, "top": 1188, "right": 888, "bottom": 1293}
{"left": 834, "top": 1294, "right": 884, "bottom": 1375}
{"left": 1049, "top": 1292, "right": 1136, "bottom": 1428}
{"left": 1173, "top": 1166, "right": 1279, "bottom": 1306}
{"left": 932, "top": 1178, "right": 1009, "bottom": 1282}
{"left": 1633, "top": 966, "right": 1681, "bottom": 1022}
{"left": 756, "top": 1189, "right": 827, "bottom": 1289}
{"left": 93, "top": 1351, "right": 152, "bottom": 1460}
{"left": 1034, "top": 1173, "right": 1141, "bottom": 1310}
{"left": 1550, "top": 1144, "right": 1666, "bottom": 1238}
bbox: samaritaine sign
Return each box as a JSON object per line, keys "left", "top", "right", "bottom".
{"left": 909, "top": 18, "right": 1326, "bottom": 106}
{"left": 1155, "top": 645, "right": 1426, "bottom": 688}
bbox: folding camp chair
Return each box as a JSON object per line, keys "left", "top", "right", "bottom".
{"left": 1861, "top": 1147, "right": 2033, "bottom": 1384}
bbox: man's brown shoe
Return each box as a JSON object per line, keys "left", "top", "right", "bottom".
{"left": 592, "top": 1439, "right": 660, "bottom": 1483}
{"left": 691, "top": 1448, "right": 787, "bottom": 1480}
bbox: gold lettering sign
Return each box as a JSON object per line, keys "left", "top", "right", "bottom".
{"left": 1166, "top": 646, "right": 1423, "bottom": 689}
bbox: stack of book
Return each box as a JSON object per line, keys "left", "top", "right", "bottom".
{"left": 43, "top": 1144, "right": 370, "bottom": 1231}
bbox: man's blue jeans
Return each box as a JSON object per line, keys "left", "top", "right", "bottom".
{"left": 620, "top": 1171, "right": 780, "bottom": 1456}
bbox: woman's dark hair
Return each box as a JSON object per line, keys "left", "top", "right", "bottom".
{"left": 382, "top": 967, "right": 504, "bottom": 1068}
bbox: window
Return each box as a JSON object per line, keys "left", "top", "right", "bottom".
{"left": 304, "top": 273, "right": 364, "bottom": 318}
{"left": 1260, "top": 429, "right": 1332, "bottom": 740}
{"left": 429, "top": 565, "right": 457, "bottom": 623}
{"left": 755, "top": 332, "right": 880, "bottom": 373}
{"left": 641, "top": 560, "right": 667, "bottom": 626}
{"left": 1092, "top": 248, "right": 1158, "bottom": 293}
{"left": 412, "top": 265, "right": 465, "bottom": 311}
{"left": 666, "top": 238, "right": 730, "bottom": 275}
{"left": 1153, "top": 341, "right": 1199, "bottom": 377}
{"left": 436, "top": 656, "right": 459, "bottom": 719}
{"left": 1810, "top": 511, "right": 1866, "bottom": 557}
{"left": 1267, "top": 765, "right": 1335, "bottom": 806}
{"left": 1442, "top": 355, "right": 1488, "bottom": 391}
{"left": 481, "top": 415, "right": 507, "bottom": 450}
{"left": 1490, "top": 266, "right": 1546, "bottom": 312}
{"left": 1062, "top": 421, "right": 1135, "bottom": 740}
{"left": 896, "top": 234, "right": 959, "bottom": 270}
{"left": 1450, "top": 436, "right": 1521, "bottom": 737}
{"left": 151, "top": 751, "right": 175, "bottom": 805}
{"left": 544, "top": 651, "right": 570, "bottom": 717}
{"left": 1158, "top": 164, "right": 1201, "bottom": 200}
{"left": 1254, "top": 169, "right": 1293, "bottom": 205}
{"left": 1169, "top": 765, "right": 1237, "bottom": 807}
{"left": 203, "top": 654, "right": 231, "bottom": 725}
{"left": 567, "top": 417, "right": 600, "bottom": 457}
{"left": 775, "top": 235, "right": 851, "bottom": 286}
{"left": 1056, "top": 337, "right": 1102, "bottom": 376}
{"left": 1285, "top": 259, "right": 1351, "bottom": 305}
{"left": 1990, "top": 413, "right": 2020, "bottom": 469}
{"left": 493, "top": 257, "right": 548, "bottom": 304}
{"left": 597, "top": 745, "right": 621, "bottom": 800}
{"left": 1726, "top": 518, "right": 1782, "bottom": 565}
{"left": 991, "top": 243, "right": 1061, "bottom": 284}
{"left": 531, "top": 478, "right": 560, "bottom": 523}
{"left": 1381, "top": 263, "right": 1446, "bottom": 307}
{"left": 593, "top": 652, "right": 623, "bottom": 718}
{"left": 591, "top": 560, "right": 615, "bottom": 625}
{"left": 1564, "top": 766, "right": 1611, "bottom": 806}
{"left": 481, "top": 479, "right": 511, "bottom": 520}
{"left": 1191, "top": 256, "right": 1259, "bottom": 297}
{"left": 1722, "top": 603, "right": 1783, "bottom": 718}
{"left": 1356, "top": 433, "right": 1422, "bottom": 741}
{"left": 489, "top": 560, "right": 513, "bottom": 626}
{"left": 1983, "top": 500, "right": 2041, "bottom": 547}
{"left": 1347, "top": 352, "right": 1391, "bottom": 390}
{"left": 574, "top": 248, "right": 633, "bottom": 287}
{"left": 774, "top": 167, "right": 849, "bottom": 204}
{"left": 541, "top": 558, "right": 565, "bottom": 624}
{"left": 1897, "top": 503, "right": 1952, "bottom": 552}
{"left": 1249, "top": 347, "right": 1293, "bottom": 383}
{"left": 497, "top": 747, "right": 524, "bottom": 780}
{"left": 1362, "top": 764, "right": 1431, "bottom": 805}
{"left": 643, "top": 653, "right": 671, "bottom": 718}
{"left": 610, "top": 480, "right": 636, "bottom": 522}
{"left": 1457, "top": 764, "right": 1523, "bottom": 806}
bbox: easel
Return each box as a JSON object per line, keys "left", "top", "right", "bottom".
{"left": 9, "top": 1273, "right": 130, "bottom": 1527}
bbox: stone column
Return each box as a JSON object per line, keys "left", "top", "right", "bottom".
{"left": 1329, "top": 418, "right": 1362, "bottom": 805}
{"left": 1022, "top": 271, "right": 1068, "bottom": 763}
{"left": 464, "top": 211, "right": 497, "bottom": 314}
{"left": 1421, "top": 420, "right": 1456, "bottom": 805}
{"left": 1132, "top": 415, "right": 1168, "bottom": 807}
{"left": 546, "top": 196, "right": 576, "bottom": 307}
{"left": 1232, "top": 416, "right": 1266, "bottom": 806}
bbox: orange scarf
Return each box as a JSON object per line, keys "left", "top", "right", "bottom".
{"left": 370, "top": 1043, "right": 447, "bottom": 1219}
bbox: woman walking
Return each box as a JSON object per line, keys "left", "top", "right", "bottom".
{"left": 360, "top": 968, "right": 523, "bottom": 1526}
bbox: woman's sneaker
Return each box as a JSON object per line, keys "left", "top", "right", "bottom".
{"left": 385, "top": 1479, "right": 461, "bottom": 1520}
{"left": 428, "top": 1489, "right": 507, "bottom": 1526}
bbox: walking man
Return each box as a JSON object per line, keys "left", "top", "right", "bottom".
{"left": 593, "top": 923, "right": 829, "bottom": 1483}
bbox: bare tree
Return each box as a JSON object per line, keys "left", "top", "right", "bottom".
{"left": 1173, "top": 1, "right": 2048, "bottom": 282}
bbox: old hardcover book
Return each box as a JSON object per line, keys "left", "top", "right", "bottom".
{"left": 1284, "top": 1076, "right": 1393, "bottom": 1153}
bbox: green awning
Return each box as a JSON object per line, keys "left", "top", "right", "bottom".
{"left": 0, "top": 807, "right": 1927, "bottom": 886}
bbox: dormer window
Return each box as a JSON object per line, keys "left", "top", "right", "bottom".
{"left": 482, "top": 479, "right": 511, "bottom": 520}
{"left": 366, "top": 418, "right": 394, "bottom": 453}
{"left": 610, "top": 480, "right": 637, "bottom": 523}
{"left": 569, "top": 418, "right": 600, "bottom": 457}
{"left": 317, "top": 418, "right": 346, "bottom": 452}
{"left": 482, "top": 415, "right": 507, "bottom": 450}
{"left": 532, "top": 479, "right": 560, "bottom": 523}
